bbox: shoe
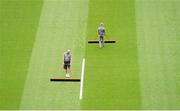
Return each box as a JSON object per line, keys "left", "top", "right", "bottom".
{"left": 67, "top": 74, "right": 70, "bottom": 78}
{"left": 66, "top": 74, "right": 68, "bottom": 78}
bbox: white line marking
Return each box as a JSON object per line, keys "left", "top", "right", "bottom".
{"left": 80, "top": 58, "right": 85, "bottom": 100}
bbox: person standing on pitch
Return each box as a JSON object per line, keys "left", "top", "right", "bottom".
{"left": 98, "top": 23, "right": 105, "bottom": 48}
{"left": 63, "top": 49, "right": 72, "bottom": 78}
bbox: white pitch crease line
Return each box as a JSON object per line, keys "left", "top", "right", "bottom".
{"left": 80, "top": 58, "right": 85, "bottom": 100}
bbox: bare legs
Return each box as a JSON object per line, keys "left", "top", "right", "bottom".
{"left": 99, "top": 36, "right": 104, "bottom": 48}
{"left": 65, "top": 65, "right": 71, "bottom": 78}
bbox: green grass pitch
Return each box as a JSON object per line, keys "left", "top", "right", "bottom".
{"left": 0, "top": 0, "right": 180, "bottom": 110}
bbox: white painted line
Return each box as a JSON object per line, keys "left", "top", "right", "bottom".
{"left": 80, "top": 58, "right": 85, "bottom": 100}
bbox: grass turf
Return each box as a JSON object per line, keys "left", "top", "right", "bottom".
{"left": 0, "top": 0, "right": 43, "bottom": 109}
{"left": 20, "top": 0, "right": 88, "bottom": 109}
{"left": 136, "top": 0, "right": 180, "bottom": 109}
{"left": 0, "top": 0, "right": 180, "bottom": 110}
{"left": 82, "top": 0, "right": 141, "bottom": 109}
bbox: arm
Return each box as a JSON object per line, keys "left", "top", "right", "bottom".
{"left": 62, "top": 53, "right": 64, "bottom": 65}
{"left": 103, "top": 27, "right": 105, "bottom": 36}
{"left": 97, "top": 28, "right": 100, "bottom": 36}
{"left": 104, "top": 28, "right": 105, "bottom": 36}
{"left": 70, "top": 55, "right": 72, "bottom": 66}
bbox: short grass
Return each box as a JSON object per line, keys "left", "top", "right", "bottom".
{"left": 0, "top": 0, "right": 180, "bottom": 110}
{"left": 0, "top": 0, "right": 43, "bottom": 109}
{"left": 82, "top": 0, "right": 141, "bottom": 109}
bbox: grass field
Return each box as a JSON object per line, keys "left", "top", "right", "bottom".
{"left": 0, "top": 0, "right": 180, "bottom": 110}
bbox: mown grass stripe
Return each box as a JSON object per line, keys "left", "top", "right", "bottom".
{"left": 82, "top": 0, "right": 141, "bottom": 109}
{"left": 0, "top": 0, "right": 43, "bottom": 109}
{"left": 20, "top": 0, "right": 88, "bottom": 109}
{"left": 136, "top": 0, "right": 180, "bottom": 109}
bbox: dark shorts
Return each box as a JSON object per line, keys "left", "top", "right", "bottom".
{"left": 64, "top": 61, "right": 71, "bottom": 70}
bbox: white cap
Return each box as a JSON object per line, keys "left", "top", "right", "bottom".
{"left": 67, "top": 49, "right": 70, "bottom": 53}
